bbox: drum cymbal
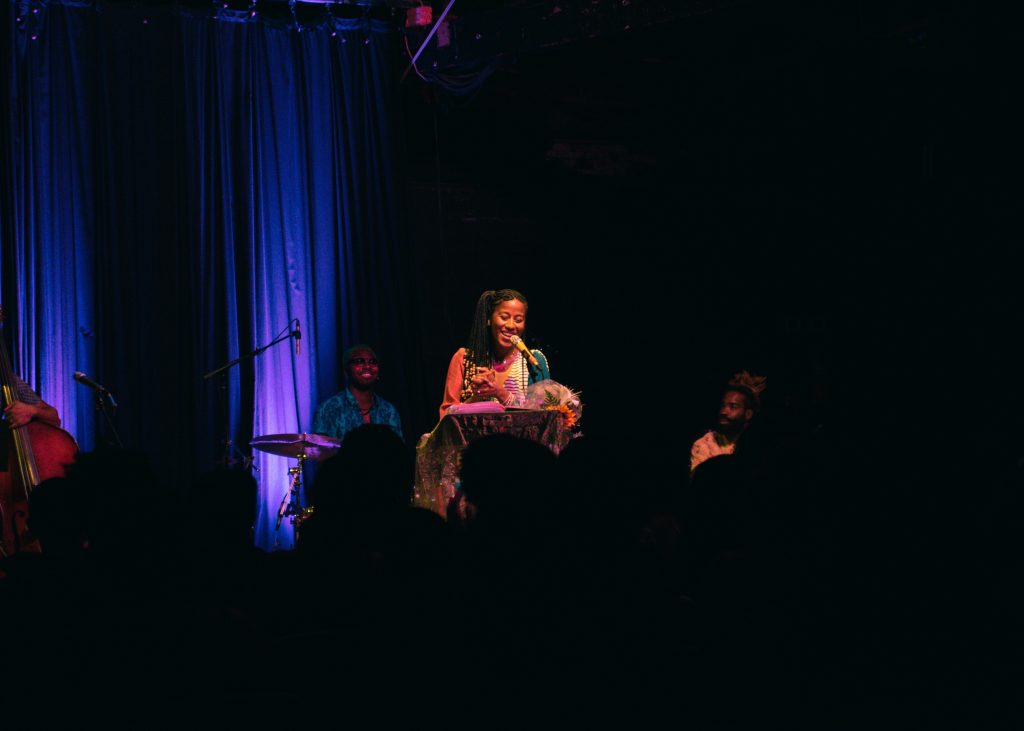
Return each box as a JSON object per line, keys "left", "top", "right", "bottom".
{"left": 250, "top": 432, "right": 341, "bottom": 462}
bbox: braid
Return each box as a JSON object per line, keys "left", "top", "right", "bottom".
{"left": 463, "top": 288, "right": 529, "bottom": 370}
{"left": 464, "top": 290, "right": 495, "bottom": 369}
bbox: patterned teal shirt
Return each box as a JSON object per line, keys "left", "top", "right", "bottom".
{"left": 313, "top": 388, "right": 403, "bottom": 443}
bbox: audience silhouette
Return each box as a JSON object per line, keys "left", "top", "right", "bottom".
{"left": 0, "top": 403, "right": 1008, "bottom": 724}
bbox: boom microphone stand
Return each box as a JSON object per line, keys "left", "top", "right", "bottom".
{"left": 202, "top": 320, "right": 300, "bottom": 470}
{"left": 72, "top": 371, "right": 123, "bottom": 448}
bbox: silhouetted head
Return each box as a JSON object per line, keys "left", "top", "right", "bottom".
{"left": 309, "top": 424, "right": 412, "bottom": 516}
{"left": 458, "top": 434, "right": 556, "bottom": 520}
{"left": 65, "top": 447, "right": 167, "bottom": 559}
{"left": 189, "top": 467, "right": 257, "bottom": 548}
{"left": 28, "top": 477, "right": 88, "bottom": 556}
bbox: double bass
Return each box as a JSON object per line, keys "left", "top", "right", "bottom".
{"left": 0, "top": 307, "right": 78, "bottom": 556}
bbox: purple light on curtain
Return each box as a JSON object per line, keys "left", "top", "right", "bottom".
{"left": 3, "top": 2, "right": 96, "bottom": 451}
{"left": 181, "top": 12, "right": 398, "bottom": 549}
{"left": 249, "top": 23, "right": 317, "bottom": 548}
{"left": 181, "top": 13, "right": 315, "bottom": 550}
{"left": 5, "top": 2, "right": 405, "bottom": 552}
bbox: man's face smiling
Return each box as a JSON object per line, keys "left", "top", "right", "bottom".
{"left": 346, "top": 349, "right": 380, "bottom": 390}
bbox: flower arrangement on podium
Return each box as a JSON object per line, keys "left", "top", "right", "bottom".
{"left": 524, "top": 379, "right": 583, "bottom": 429}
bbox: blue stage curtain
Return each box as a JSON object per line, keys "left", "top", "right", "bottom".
{"left": 1, "top": 2, "right": 97, "bottom": 448}
{"left": 2, "top": 1, "right": 407, "bottom": 550}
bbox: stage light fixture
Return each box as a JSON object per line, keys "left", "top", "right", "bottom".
{"left": 407, "top": 6, "right": 432, "bottom": 27}
{"left": 211, "top": 0, "right": 258, "bottom": 18}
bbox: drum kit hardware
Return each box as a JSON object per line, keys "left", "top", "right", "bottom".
{"left": 204, "top": 322, "right": 323, "bottom": 545}
{"left": 250, "top": 432, "right": 341, "bottom": 535}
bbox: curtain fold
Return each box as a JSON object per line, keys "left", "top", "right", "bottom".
{"left": 3, "top": 2, "right": 406, "bottom": 550}
{"left": 2, "top": 4, "right": 96, "bottom": 447}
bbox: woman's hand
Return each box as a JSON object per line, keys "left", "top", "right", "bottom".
{"left": 469, "top": 368, "right": 507, "bottom": 402}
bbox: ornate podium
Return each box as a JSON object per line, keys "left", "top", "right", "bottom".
{"left": 413, "top": 409, "right": 574, "bottom": 518}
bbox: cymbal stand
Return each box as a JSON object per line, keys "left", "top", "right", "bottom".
{"left": 275, "top": 449, "right": 311, "bottom": 536}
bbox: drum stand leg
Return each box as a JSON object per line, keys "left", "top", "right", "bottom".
{"left": 275, "top": 451, "right": 308, "bottom": 535}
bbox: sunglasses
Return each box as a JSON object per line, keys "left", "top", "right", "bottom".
{"left": 349, "top": 357, "right": 378, "bottom": 366}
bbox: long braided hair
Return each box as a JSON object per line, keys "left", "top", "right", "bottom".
{"left": 464, "top": 289, "right": 530, "bottom": 396}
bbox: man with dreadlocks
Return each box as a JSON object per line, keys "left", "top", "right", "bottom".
{"left": 439, "top": 289, "right": 550, "bottom": 420}
{"left": 689, "top": 371, "right": 767, "bottom": 475}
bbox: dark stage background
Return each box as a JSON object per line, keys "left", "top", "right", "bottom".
{"left": 401, "top": 2, "right": 1021, "bottom": 466}
{"left": 2, "top": 0, "right": 1022, "bottom": 719}
{"left": 397, "top": 7, "right": 1020, "bottom": 715}
{"left": 2, "top": 0, "right": 1021, "bottom": 540}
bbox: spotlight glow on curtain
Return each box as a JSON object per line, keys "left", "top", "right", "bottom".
{"left": 181, "top": 13, "right": 401, "bottom": 549}
{"left": 2, "top": 4, "right": 96, "bottom": 449}
{"left": 3, "top": 2, "right": 405, "bottom": 550}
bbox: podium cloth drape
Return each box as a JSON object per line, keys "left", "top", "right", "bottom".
{"left": 413, "top": 409, "right": 574, "bottom": 517}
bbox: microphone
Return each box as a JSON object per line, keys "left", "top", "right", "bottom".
{"left": 508, "top": 335, "right": 539, "bottom": 367}
{"left": 74, "top": 371, "right": 108, "bottom": 393}
{"left": 74, "top": 371, "right": 118, "bottom": 407}
{"left": 294, "top": 319, "right": 301, "bottom": 355}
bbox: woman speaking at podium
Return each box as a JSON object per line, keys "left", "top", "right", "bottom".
{"left": 439, "top": 289, "right": 550, "bottom": 420}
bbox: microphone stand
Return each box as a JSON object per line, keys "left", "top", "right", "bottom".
{"left": 202, "top": 325, "right": 298, "bottom": 470}
{"left": 93, "top": 390, "right": 123, "bottom": 448}
{"left": 202, "top": 329, "right": 297, "bottom": 381}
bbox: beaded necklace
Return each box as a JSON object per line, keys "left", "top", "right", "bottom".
{"left": 491, "top": 350, "right": 517, "bottom": 372}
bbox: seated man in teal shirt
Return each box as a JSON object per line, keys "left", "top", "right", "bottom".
{"left": 313, "top": 344, "right": 403, "bottom": 444}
